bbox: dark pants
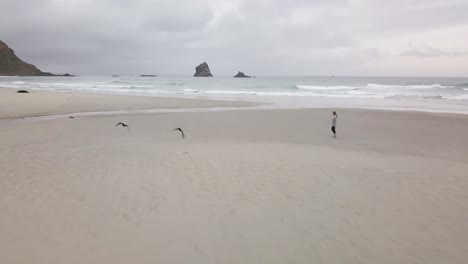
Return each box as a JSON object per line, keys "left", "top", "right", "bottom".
{"left": 331, "top": 126, "right": 336, "bottom": 135}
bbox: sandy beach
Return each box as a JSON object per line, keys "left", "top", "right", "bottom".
{"left": 0, "top": 89, "right": 256, "bottom": 119}
{"left": 1, "top": 89, "right": 468, "bottom": 264}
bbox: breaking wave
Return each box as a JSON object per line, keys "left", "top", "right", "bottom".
{"left": 296, "top": 85, "right": 356, "bottom": 90}
{"left": 365, "top": 83, "right": 449, "bottom": 89}
{"left": 1, "top": 76, "right": 467, "bottom": 103}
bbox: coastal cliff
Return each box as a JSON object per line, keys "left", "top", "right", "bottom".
{"left": 0, "top": 40, "right": 71, "bottom": 76}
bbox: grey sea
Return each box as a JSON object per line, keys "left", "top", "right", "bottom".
{"left": 2, "top": 75, "right": 468, "bottom": 113}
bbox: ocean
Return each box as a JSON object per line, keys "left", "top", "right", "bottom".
{"left": 2, "top": 75, "right": 468, "bottom": 113}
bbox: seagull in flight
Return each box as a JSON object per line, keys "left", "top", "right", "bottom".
{"left": 174, "top": 128, "right": 185, "bottom": 139}
{"left": 116, "top": 122, "right": 130, "bottom": 132}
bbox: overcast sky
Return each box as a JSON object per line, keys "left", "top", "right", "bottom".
{"left": 2, "top": 0, "right": 468, "bottom": 76}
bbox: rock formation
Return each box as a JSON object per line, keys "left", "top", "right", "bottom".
{"left": 194, "top": 62, "right": 213, "bottom": 77}
{"left": 0, "top": 40, "right": 72, "bottom": 76}
{"left": 234, "top": 71, "right": 251, "bottom": 78}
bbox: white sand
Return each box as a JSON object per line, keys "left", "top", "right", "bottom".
{"left": 1, "top": 90, "right": 468, "bottom": 263}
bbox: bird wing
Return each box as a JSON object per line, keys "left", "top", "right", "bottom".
{"left": 173, "top": 128, "right": 185, "bottom": 138}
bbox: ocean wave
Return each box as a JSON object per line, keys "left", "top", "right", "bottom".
{"left": 423, "top": 95, "right": 444, "bottom": 99}
{"left": 383, "top": 94, "right": 440, "bottom": 100}
{"left": 202, "top": 90, "right": 386, "bottom": 98}
{"left": 45, "top": 87, "right": 168, "bottom": 95}
{"left": 346, "top": 90, "right": 374, "bottom": 95}
{"left": 204, "top": 90, "right": 258, "bottom": 95}
{"left": 205, "top": 90, "right": 287, "bottom": 96}
{"left": 204, "top": 90, "right": 319, "bottom": 96}
{"left": 296, "top": 85, "right": 355, "bottom": 90}
{"left": 183, "top": 88, "right": 198, "bottom": 93}
{"left": 446, "top": 94, "right": 468, "bottom": 100}
{"left": 106, "top": 80, "right": 126, "bottom": 84}
{"left": 296, "top": 83, "right": 453, "bottom": 91}
{"left": 366, "top": 83, "right": 449, "bottom": 89}
{"left": 168, "top": 81, "right": 184, "bottom": 86}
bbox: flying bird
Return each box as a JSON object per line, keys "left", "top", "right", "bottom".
{"left": 116, "top": 122, "right": 130, "bottom": 132}
{"left": 174, "top": 128, "right": 185, "bottom": 139}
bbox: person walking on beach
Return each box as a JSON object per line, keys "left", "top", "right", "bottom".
{"left": 331, "top": 111, "right": 338, "bottom": 138}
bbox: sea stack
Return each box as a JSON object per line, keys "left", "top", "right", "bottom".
{"left": 194, "top": 62, "right": 213, "bottom": 77}
{"left": 0, "top": 40, "right": 71, "bottom": 76}
{"left": 234, "top": 71, "right": 251, "bottom": 78}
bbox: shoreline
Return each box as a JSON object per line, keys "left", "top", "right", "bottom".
{"left": 2, "top": 88, "right": 467, "bottom": 162}
{"left": 0, "top": 88, "right": 259, "bottom": 119}
{"left": 2, "top": 87, "right": 468, "bottom": 120}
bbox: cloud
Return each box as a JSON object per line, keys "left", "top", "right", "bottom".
{"left": 401, "top": 45, "right": 467, "bottom": 58}
{"left": 0, "top": 0, "right": 467, "bottom": 76}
